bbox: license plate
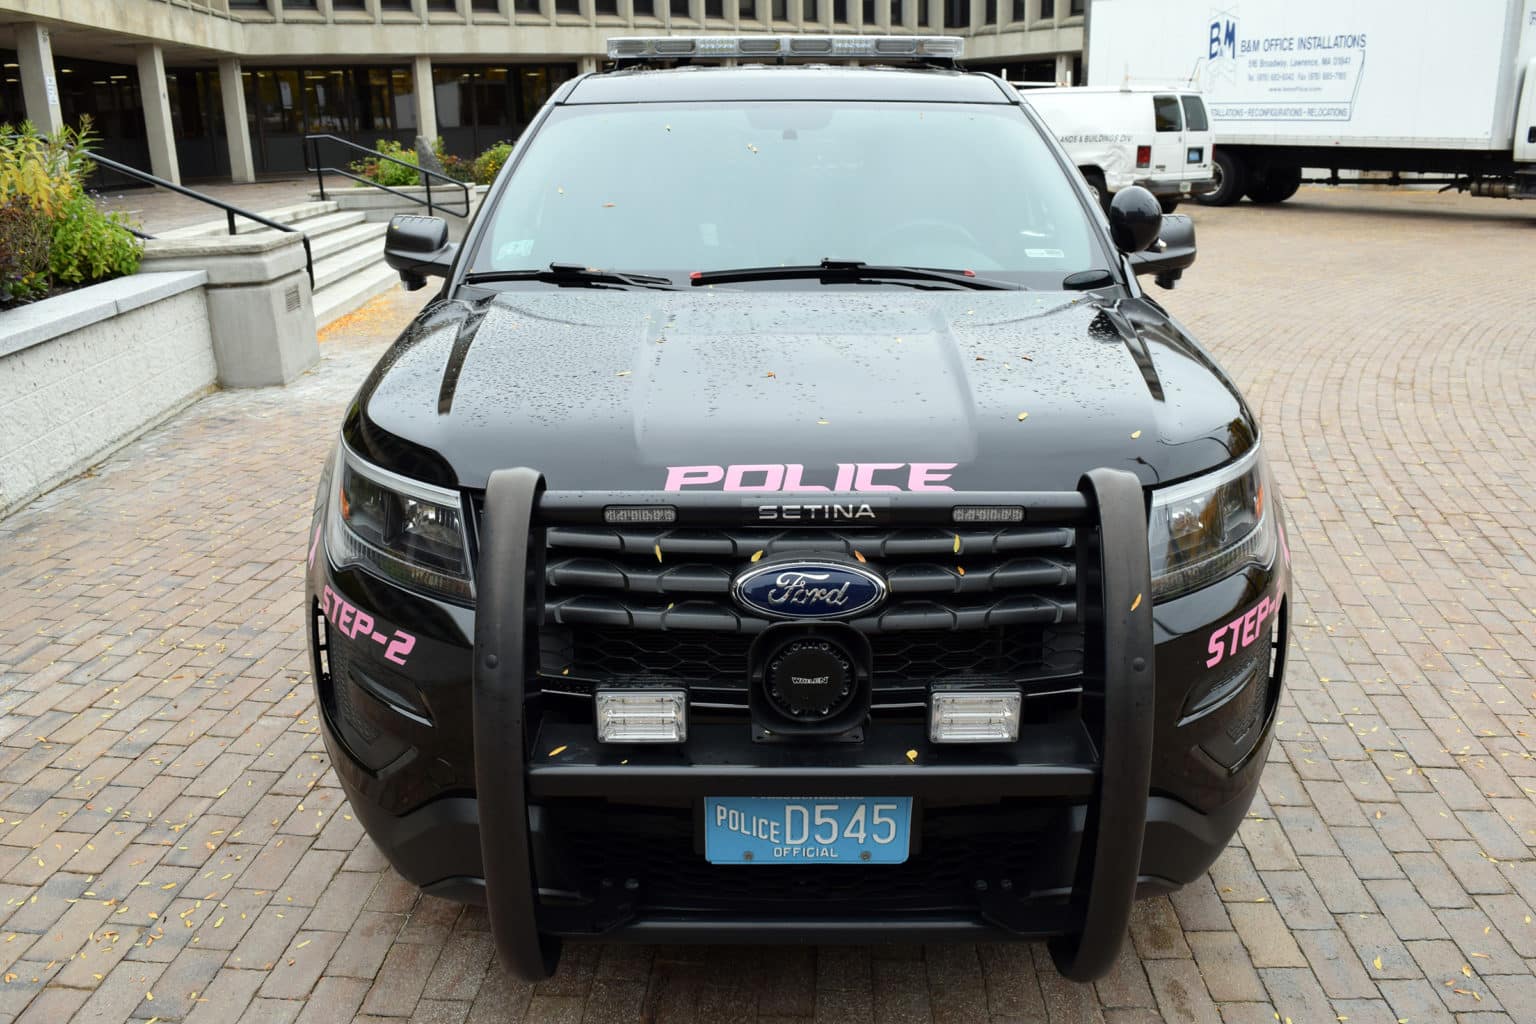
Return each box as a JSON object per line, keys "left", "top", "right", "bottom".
{"left": 704, "top": 797, "right": 912, "bottom": 865}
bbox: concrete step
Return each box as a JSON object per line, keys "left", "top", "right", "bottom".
{"left": 279, "top": 208, "right": 369, "bottom": 240}
{"left": 313, "top": 261, "right": 401, "bottom": 328}
{"left": 311, "top": 239, "right": 390, "bottom": 293}
{"left": 158, "top": 200, "right": 340, "bottom": 239}
{"left": 307, "top": 220, "right": 387, "bottom": 262}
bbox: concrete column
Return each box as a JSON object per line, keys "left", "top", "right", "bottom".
{"left": 135, "top": 44, "right": 181, "bottom": 184}
{"left": 15, "top": 24, "right": 63, "bottom": 135}
{"left": 412, "top": 54, "right": 438, "bottom": 143}
{"left": 218, "top": 58, "right": 256, "bottom": 184}
{"left": 578, "top": 56, "right": 599, "bottom": 75}
{"left": 1054, "top": 52, "right": 1073, "bottom": 85}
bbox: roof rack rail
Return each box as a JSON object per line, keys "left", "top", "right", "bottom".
{"left": 606, "top": 34, "right": 965, "bottom": 68}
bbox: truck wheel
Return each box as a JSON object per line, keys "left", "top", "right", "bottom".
{"left": 1246, "top": 166, "right": 1302, "bottom": 205}
{"left": 1082, "top": 170, "right": 1112, "bottom": 215}
{"left": 1157, "top": 197, "right": 1181, "bottom": 213}
{"left": 1196, "top": 150, "right": 1246, "bottom": 206}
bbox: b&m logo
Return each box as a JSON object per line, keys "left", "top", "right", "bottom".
{"left": 1208, "top": 8, "right": 1239, "bottom": 61}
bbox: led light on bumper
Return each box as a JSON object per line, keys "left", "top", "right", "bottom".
{"left": 929, "top": 691, "right": 1021, "bottom": 743}
{"left": 595, "top": 690, "right": 688, "bottom": 743}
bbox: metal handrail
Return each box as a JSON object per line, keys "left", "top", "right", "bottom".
{"left": 304, "top": 134, "right": 472, "bottom": 219}
{"left": 88, "top": 151, "right": 314, "bottom": 287}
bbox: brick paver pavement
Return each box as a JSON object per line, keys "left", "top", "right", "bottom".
{"left": 2, "top": 186, "right": 1535, "bottom": 1023}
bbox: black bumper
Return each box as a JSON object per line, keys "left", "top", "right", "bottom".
{"left": 472, "top": 468, "right": 1156, "bottom": 982}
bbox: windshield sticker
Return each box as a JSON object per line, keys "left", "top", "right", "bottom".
{"left": 1206, "top": 593, "right": 1279, "bottom": 669}
{"left": 665, "top": 463, "right": 956, "bottom": 492}
{"left": 320, "top": 585, "right": 419, "bottom": 667}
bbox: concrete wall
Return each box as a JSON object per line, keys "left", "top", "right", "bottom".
{"left": 0, "top": 272, "right": 215, "bottom": 519}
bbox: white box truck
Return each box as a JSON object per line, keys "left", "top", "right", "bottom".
{"left": 1085, "top": 0, "right": 1536, "bottom": 204}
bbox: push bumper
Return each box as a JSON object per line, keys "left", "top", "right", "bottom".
{"left": 472, "top": 468, "right": 1157, "bottom": 982}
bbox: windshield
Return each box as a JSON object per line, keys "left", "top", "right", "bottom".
{"left": 469, "top": 100, "right": 1107, "bottom": 286}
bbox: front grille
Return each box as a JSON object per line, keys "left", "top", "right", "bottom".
{"left": 536, "top": 523, "right": 1084, "bottom": 699}
{"left": 547, "top": 804, "right": 1066, "bottom": 912}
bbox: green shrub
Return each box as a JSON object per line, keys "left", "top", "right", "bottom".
{"left": 0, "top": 117, "right": 142, "bottom": 307}
{"left": 472, "top": 141, "right": 514, "bottom": 185}
{"left": 49, "top": 192, "right": 140, "bottom": 286}
{"left": 350, "top": 138, "right": 423, "bottom": 188}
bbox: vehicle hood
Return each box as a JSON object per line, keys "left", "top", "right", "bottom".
{"left": 345, "top": 289, "right": 1256, "bottom": 494}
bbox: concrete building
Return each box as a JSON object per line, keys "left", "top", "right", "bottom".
{"left": 0, "top": 0, "right": 1084, "bottom": 185}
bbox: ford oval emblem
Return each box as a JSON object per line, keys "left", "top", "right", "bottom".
{"left": 732, "top": 560, "right": 887, "bottom": 620}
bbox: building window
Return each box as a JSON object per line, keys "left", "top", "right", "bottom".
{"left": 802, "top": 0, "right": 815, "bottom": 19}
{"left": 916, "top": 0, "right": 927, "bottom": 24}
{"left": 672, "top": 0, "right": 691, "bottom": 16}
{"left": 423, "top": 64, "right": 575, "bottom": 159}
{"left": 705, "top": 0, "right": 724, "bottom": 16}
{"left": 862, "top": 0, "right": 874, "bottom": 22}
{"left": 983, "top": 0, "right": 994, "bottom": 22}
{"left": 1010, "top": 0, "right": 1021, "bottom": 20}
{"left": 944, "top": 0, "right": 966, "bottom": 28}
{"left": 595, "top": 0, "right": 617, "bottom": 11}
{"left": 740, "top": 0, "right": 757, "bottom": 19}
{"left": 833, "top": 0, "right": 847, "bottom": 21}
{"left": 889, "top": 0, "right": 900, "bottom": 23}
{"left": 633, "top": 0, "right": 656, "bottom": 14}
{"left": 1069, "top": 0, "right": 1082, "bottom": 13}
{"left": 514, "top": 0, "right": 540, "bottom": 12}
{"left": 228, "top": 0, "right": 268, "bottom": 8}
{"left": 471, "top": 0, "right": 501, "bottom": 10}
{"left": 555, "top": 0, "right": 579, "bottom": 12}
{"left": 333, "top": 0, "right": 367, "bottom": 9}
{"left": 283, "top": 0, "right": 318, "bottom": 9}
{"left": 380, "top": 0, "right": 413, "bottom": 10}
{"left": 1038, "top": 0, "right": 1052, "bottom": 17}
{"left": 771, "top": 0, "right": 788, "bottom": 17}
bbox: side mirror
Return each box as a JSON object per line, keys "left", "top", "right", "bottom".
{"left": 384, "top": 214, "right": 457, "bottom": 291}
{"left": 1128, "top": 213, "right": 1198, "bottom": 290}
{"left": 1107, "top": 186, "right": 1163, "bottom": 254}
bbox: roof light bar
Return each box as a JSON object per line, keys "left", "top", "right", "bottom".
{"left": 607, "top": 35, "right": 965, "bottom": 62}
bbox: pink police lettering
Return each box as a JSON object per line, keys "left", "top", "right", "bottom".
{"left": 320, "top": 584, "right": 418, "bottom": 667}
{"left": 1205, "top": 593, "right": 1280, "bottom": 669}
{"left": 665, "top": 462, "right": 957, "bottom": 492}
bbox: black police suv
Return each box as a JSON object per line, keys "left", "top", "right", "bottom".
{"left": 306, "top": 34, "right": 1291, "bottom": 983}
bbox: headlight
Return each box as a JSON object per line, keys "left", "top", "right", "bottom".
{"left": 326, "top": 444, "right": 474, "bottom": 601}
{"left": 1148, "top": 445, "right": 1276, "bottom": 601}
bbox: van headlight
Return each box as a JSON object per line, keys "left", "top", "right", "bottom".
{"left": 1149, "top": 445, "right": 1276, "bottom": 601}
{"left": 325, "top": 444, "right": 474, "bottom": 601}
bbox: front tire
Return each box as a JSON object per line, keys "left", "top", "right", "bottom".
{"left": 1082, "top": 170, "right": 1112, "bottom": 215}
{"left": 1246, "top": 166, "right": 1302, "bottom": 204}
{"left": 1196, "top": 150, "right": 1246, "bottom": 206}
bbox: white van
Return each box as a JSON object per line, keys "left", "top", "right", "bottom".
{"left": 1019, "top": 85, "right": 1217, "bottom": 212}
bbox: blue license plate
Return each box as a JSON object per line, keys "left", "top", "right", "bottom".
{"left": 704, "top": 796, "right": 913, "bottom": 865}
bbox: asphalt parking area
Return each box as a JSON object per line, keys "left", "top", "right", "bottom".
{"left": 1, "top": 187, "right": 1534, "bottom": 1023}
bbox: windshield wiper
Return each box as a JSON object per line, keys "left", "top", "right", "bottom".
{"left": 464, "top": 263, "right": 679, "bottom": 290}
{"left": 689, "top": 259, "right": 1020, "bottom": 290}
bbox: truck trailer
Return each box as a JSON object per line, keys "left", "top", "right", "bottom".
{"left": 1085, "top": 0, "right": 1536, "bottom": 204}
